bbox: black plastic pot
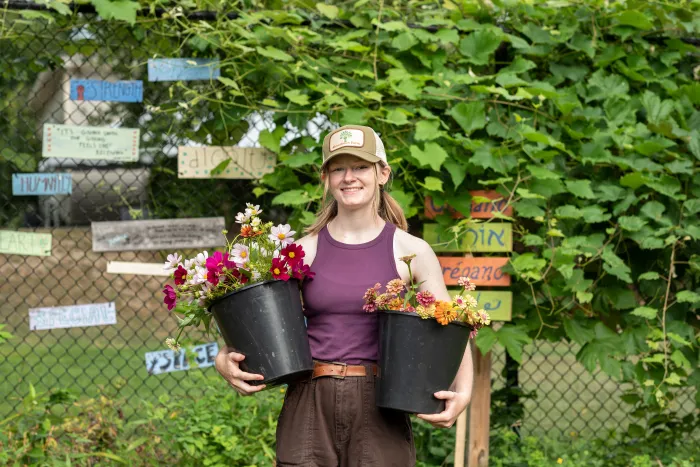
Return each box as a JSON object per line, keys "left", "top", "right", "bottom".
{"left": 376, "top": 310, "right": 470, "bottom": 414}
{"left": 208, "top": 279, "right": 313, "bottom": 387}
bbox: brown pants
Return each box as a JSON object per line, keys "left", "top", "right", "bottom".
{"left": 276, "top": 363, "right": 416, "bottom": 466}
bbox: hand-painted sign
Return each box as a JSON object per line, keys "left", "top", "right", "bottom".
{"left": 439, "top": 257, "right": 510, "bottom": 286}
{"left": 178, "top": 146, "right": 276, "bottom": 179}
{"left": 91, "top": 217, "right": 226, "bottom": 252}
{"left": 145, "top": 342, "right": 219, "bottom": 375}
{"left": 449, "top": 290, "right": 512, "bottom": 322}
{"left": 0, "top": 231, "right": 52, "bottom": 256}
{"left": 69, "top": 79, "right": 143, "bottom": 103}
{"left": 424, "top": 223, "right": 513, "bottom": 253}
{"left": 147, "top": 58, "right": 221, "bottom": 82}
{"left": 425, "top": 191, "right": 513, "bottom": 219}
{"left": 42, "top": 124, "right": 140, "bottom": 162}
{"left": 29, "top": 302, "right": 116, "bottom": 331}
{"left": 106, "top": 261, "right": 171, "bottom": 276}
{"left": 12, "top": 173, "right": 72, "bottom": 196}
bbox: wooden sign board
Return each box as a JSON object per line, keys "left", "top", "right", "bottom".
{"left": 70, "top": 79, "right": 143, "bottom": 103}
{"left": 424, "top": 223, "right": 513, "bottom": 253}
{"left": 0, "top": 230, "right": 52, "bottom": 256}
{"left": 29, "top": 302, "right": 116, "bottom": 331}
{"left": 449, "top": 290, "right": 512, "bottom": 322}
{"left": 42, "top": 124, "right": 140, "bottom": 162}
{"left": 145, "top": 342, "right": 219, "bottom": 375}
{"left": 147, "top": 58, "right": 221, "bottom": 82}
{"left": 178, "top": 146, "right": 276, "bottom": 179}
{"left": 425, "top": 191, "right": 513, "bottom": 219}
{"left": 12, "top": 173, "right": 72, "bottom": 196}
{"left": 439, "top": 257, "right": 510, "bottom": 286}
{"left": 106, "top": 261, "right": 171, "bottom": 277}
{"left": 92, "top": 217, "right": 226, "bottom": 252}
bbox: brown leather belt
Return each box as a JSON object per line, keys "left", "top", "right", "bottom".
{"left": 312, "top": 361, "right": 379, "bottom": 379}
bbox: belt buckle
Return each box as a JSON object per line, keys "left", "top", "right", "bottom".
{"left": 330, "top": 361, "right": 347, "bottom": 379}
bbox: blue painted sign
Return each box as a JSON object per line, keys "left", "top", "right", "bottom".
{"left": 12, "top": 173, "right": 72, "bottom": 196}
{"left": 69, "top": 79, "right": 143, "bottom": 103}
{"left": 147, "top": 58, "right": 221, "bottom": 82}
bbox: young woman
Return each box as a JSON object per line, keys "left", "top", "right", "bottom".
{"left": 215, "top": 125, "right": 474, "bottom": 466}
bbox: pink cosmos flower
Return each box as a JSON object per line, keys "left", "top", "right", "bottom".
{"left": 281, "top": 244, "right": 305, "bottom": 267}
{"left": 162, "top": 285, "right": 177, "bottom": 310}
{"left": 292, "top": 262, "right": 314, "bottom": 281}
{"left": 416, "top": 291, "right": 436, "bottom": 306}
{"left": 173, "top": 265, "right": 187, "bottom": 286}
{"left": 206, "top": 251, "right": 225, "bottom": 273}
{"left": 270, "top": 257, "right": 290, "bottom": 281}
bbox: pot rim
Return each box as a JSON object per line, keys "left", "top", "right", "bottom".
{"left": 207, "top": 278, "right": 299, "bottom": 312}
{"left": 379, "top": 309, "right": 474, "bottom": 329}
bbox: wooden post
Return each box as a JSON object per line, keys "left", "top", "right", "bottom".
{"left": 453, "top": 410, "right": 468, "bottom": 467}
{"left": 468, "top": 343, "right": 492, "bottom": 467}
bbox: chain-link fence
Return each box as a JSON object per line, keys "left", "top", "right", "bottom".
{"left": 1, "top": 7, "right": 696, "bottom": 442}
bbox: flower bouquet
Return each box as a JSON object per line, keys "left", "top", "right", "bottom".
{"left": 161, "top": 203, "right": 315, "bottom": 387}
{"left": 363, "top": 254, "right": 491, "bottom": 414}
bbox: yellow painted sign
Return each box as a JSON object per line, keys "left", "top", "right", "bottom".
{"left": 178, "top": 146, "right": 276, "bottom": 179}
{"left": 424, "top": 223, "right": 513, "bottom": 253}
{"left": 449, "top": 289, "right": 512, "bottom": 322}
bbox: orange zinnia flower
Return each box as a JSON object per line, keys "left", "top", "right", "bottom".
{"left": 387, "top": 297, "right": 404, "bottom": 311}
{"left": 240, "top": 225, "right": 254, "bottom": 237}
{"left": 434, "top": 300, "right": 457, "bottom": 325}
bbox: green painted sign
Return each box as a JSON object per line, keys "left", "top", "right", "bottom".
{"left": 449, "top": 289, "right": 512, "bottom": 322}
{"left": 424, "top": 223, "right": 513, "bottom": 253}
{"left": 0, "top": 230, "right": 52, "bottom": 256}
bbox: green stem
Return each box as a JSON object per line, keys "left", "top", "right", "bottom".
{"left": 404, "top": 262, "right": 414, "bottom": 309}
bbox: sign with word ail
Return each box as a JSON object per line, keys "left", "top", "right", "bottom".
{"left": 42, "top": 124, "right": 139, "bottom": 162}
{"left": 439, "top": 257, "right": 510, "bottom": 286}
{"left": 145, "top": 342, "right": 219, "bottom": 375}
{"left": 0, "top": 230, "right": 52, "bottom": 256}
{"left": 29, "top": 302, "right": 116, "bottom": 331}
{"left": 425, "top": 191, "right": 513, "bottom": 219}
{"left": 70, "top": 79, "right": 143, "bottom": 103}
{"left": 424, "top": 223, "right": 513, "bottom": 253}
{"left": 106, "top": 261, "right": 170, "bottom": 276}
{"left": 147, "top": 58, "right": 221, "bottom": 82}
{"left": 91, "top": 217, "right": 226, "bottom": 252}
{"left": 178, "top": 146, "right": 276, "bottom": 179}
{"left": 12, "top": 173, "right": 72, "bottom": 196}
{"left": 449, "top": 290, "right": 512, "bottom": 322}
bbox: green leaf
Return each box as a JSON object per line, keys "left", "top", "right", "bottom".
{"left": 641, "top": 90, "right": 673, "bottom": 125}
{"left": 563, "top": 319, "right": 595, "bottom": 346}
{"left": 671, "top": 350, "right": 691, "bottom": 371}
{"left": 497, "top": 325, "right": 533, "bottom": 364}
{"left": 258, "top": 127, "right": 286, "bottom": 154}
{"left": 410, "top": 143, "right": 448, "bottom": 172}
{"left": 283, "top": 152, "right": 320, "bottom": 168}
{"left": 271, "top": 190, "right": 309, "bottom": 206}
{"left": 385, "top": 108, "right": 409, "bottom": 125}
{"left": 256, "top": 46, "right": 293, "bottom": 62}
{"left": 631, "top": 307, "right": 658, "bottom": 319}
{"left": 448, "top": 102, "right": 486, "bottom": 135}
{"left": 638, "top": 272, "right": 660, "bottom": 281}
{"left": 565, "top": 180, "right": 596, "bottom": 199}
{"left": 316, "top": 3, "right": 339, "bottom": 19}
{"left": 527, "top": 165, "right": 560, "bottom": 180}
{"left": 689, "top": 131, "right": 700, "bottom": 160}
{"left": 443, "top": 159, "right": 467, "bottom": 189}
{"left": 209, "top": 159, "right": 231, "bottom": 176}
{"left": 615, "top": 10, "right": 654, "bottom": 30}
{"left": 389, "top": 190, "right": 417, "bottom": 218}
{"left": 91, "top": 0, "right": 139, "bottom": 25}
{"left": 602, "top": 246, "right": 633, "bottom": 283}
{"left": 422, "top": 176, "right": 443, "bottom": 192}
{"left": 284, "top": 90, "right": 310, "bottom": 106}
{"left": 0, "top": 148, "right": 37, "bottom": 172}
{"left": 620, "top": 172, "right": 648, "bottom": 189}
{"left": 475, "top": 327, "right": 498, "bottom": 354}
{"left": 641, "top": 201, "right": 666, "bottom": 221}
{"left": 676, "top": 291, "right": 700, "bottom": 304}
{"left": 459, "top": 30, "right": 502, "bottom": 65}
{"left": 217, "top": 76, "right": 240, "bottom": 90}
{"left": 619, "top": 216, "right": 647, "bottom": 232}
{"left": 415, "top": 120, "right": 442, "bottom": 141}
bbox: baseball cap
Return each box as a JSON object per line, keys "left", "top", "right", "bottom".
{"left": 321, "top": 125, "right": 388, "bottom": 168}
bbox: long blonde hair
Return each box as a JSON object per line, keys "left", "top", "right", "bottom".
{"left": 305, "top": 163, "right": 408, "bottom": 235}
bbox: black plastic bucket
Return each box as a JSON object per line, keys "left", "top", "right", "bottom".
{"left": 376, "top": 310, "right": 470, "bottom": 414}
{"left": 208, "top": 279, "right": 313, "bottom": 388}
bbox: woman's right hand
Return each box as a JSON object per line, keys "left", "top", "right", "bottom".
{"left": 214, "top": 346, "right": 266, "bottom": 396}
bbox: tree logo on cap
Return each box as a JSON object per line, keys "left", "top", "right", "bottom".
{"left": 338, "top": 130, "right": 353, "bottom": 143}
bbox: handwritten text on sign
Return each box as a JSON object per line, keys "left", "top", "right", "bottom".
{"left": 42, "top": 124, "right": 140, "bottom": 162}
{"left": 425, "top": 191, "right": 513, "bottom": 219}
{"left": 449, "top": 290, "right": 512, "bottom": 322}
{"left": 439, "top": 257, "right": 510, "bottom": 286}
{"left": 70, "top": 79, "right": 143, "bottom": 103}
{"left": 145, "top": 342, "right": 219, "bottom": 375}
{"left": 147, "top": 58, "right": 221, "bottom": 82}
{"left": 29, "top": 302, "right": 116, "bottom": 331}
{"left": 91, "top": 217, "right": 226, "bottom": 252}
{"left": 178, "top": 146, "right": 276, "bottom": 179}
{"left": 12, "top": 173, "right": 72, "bottom": 196}
{"left": 423, "top": 223, "right": 513, "bottom": 253}
{"left": 0, "top": 230, "right": 52, "bottom": 256}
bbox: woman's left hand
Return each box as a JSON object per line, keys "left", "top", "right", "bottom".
{"left": 416, "top": 390, "right": 471, "bottom": 428}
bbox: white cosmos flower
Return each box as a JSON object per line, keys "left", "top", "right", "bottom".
{"left": 231, "top": 244, "right": 250, "bottom": 265}
{"left": 250, "top": 217, "right": 261, "bottom": 227}
{"left": 245, "top": 203, "right": 262, "bottom": 216}
{"left": 163, "top": 253, "right": 182, "bottom": 272}
{"left": 190, "top": 266, "right": 207, "bottom": 285}
{"left": 251, "top": 270, "right": 261, "bottom": 281}
{"left": 183, "top": 258, "right": 195, "bottom": 271}
{"left": 194, "top": 251, "right": 209, "bottom": 267}
{"left": 269, "top": 224, "right": 296, "bottom": 247}
{"left": 235, "top": 212, "right": 250, "bottom": 224}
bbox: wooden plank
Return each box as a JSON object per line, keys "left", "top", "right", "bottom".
{"left": 468, "top": 343, "right": 491, "bottom": 467}
{"left": 106, "top": 261, "right": 171, "bottom": 276}
{"left": 145, "top": 342, "right": 219, "bottom": 375}
{"left": 147, "top": 58, "right": 221, "bottom": 82}
{"left": 91, "top": 217, "right": 225, "bottom": 252}
{"left": 12, "top": 173, "right": 72, "bottom": 196}
{"left": 449, "top": 290, "right": 512, "bottom": 322}
{"left": 439, "top": 257, "right": 510, "bottom": 286}
{"left": 425, "top": 191, "right": 513, "bottom": 219}
{"left": 424, "top": 223, "right": 513, "bottom": 253}
{"left": 70, "top": 79, "right": 143, "bottom": 102}
{"left": 42, "top": 124, "right": 140, "bottom": 162}
{"left": 178, "top": 146, "right": 276, "bottom": 179}
{"left": 29, "top": 302, "right": 116, "bottom": 331}
{"left": 0, "top": 230, "right": 52, "bottom": 256}
{"left": 454, "top": 410, "right": 468, "bottom": 467}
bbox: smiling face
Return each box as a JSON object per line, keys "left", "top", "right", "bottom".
{"left": 324, "top": 154, "right": 391, "bottom": 210}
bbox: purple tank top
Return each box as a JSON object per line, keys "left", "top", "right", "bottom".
{"left": 301, "top": 221, "right": 400, "bottom": 364}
